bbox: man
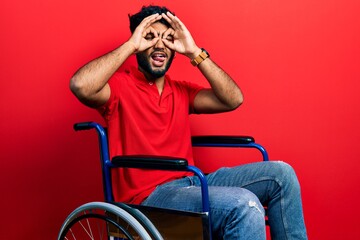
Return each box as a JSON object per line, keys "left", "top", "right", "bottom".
{"left": 70, "top": 5, "right": 307, "bottom": 239}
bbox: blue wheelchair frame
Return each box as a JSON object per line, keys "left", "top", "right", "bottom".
{"left": 74, "top": 121, "right": 269, "bottom": 239}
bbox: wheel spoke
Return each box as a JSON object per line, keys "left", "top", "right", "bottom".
{"left": 69, "top": 228, "right": 76, "bottom": 240}
{"left": 85, "top": 214, "right": 94, "bottom": 239}
{"left": 79, "top": 220, "right": 95, "bottom": 239}
{"left": 95, "top": 215, "right": 105, "bottom": 240}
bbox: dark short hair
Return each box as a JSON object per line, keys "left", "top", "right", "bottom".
{"left": 129, "top": 5, "right": 175, "bottom": 33}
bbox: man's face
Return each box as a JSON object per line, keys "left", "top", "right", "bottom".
{"left": 136, "top": 22, "right": 175, "bottom": 80}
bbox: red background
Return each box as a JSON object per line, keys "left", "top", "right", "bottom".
{"left": 1, "top": 0, "right": 360, "bottom": 239}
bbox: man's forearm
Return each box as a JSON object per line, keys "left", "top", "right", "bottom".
{"left": 198, "top": 58, "right": 243, "bottom": 110}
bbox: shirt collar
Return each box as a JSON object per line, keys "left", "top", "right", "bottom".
{"left": 127, "top": 66, "right": 173, "bottom": 97}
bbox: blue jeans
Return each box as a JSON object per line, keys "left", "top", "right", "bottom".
{"left": 141, "top": 161, "right": 307, "bottom": 239}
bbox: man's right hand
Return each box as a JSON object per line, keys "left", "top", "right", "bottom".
{"left": 127, "top": 13, "right": 163, "bottom": 53}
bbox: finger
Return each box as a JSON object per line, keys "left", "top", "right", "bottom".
{"left": 142, "top": 26, "right": 158, "bottom": 38}
{"left": 145, "top": 15, "right": 162, "bottom": 29}
{"left": 143, "top": 13, "right": 161, "bottom": 22}
{"left": 133, "top": 14, "right": 161, "bottom": 38}
{"left": 161, "top": 12, "right": 172, "bottom": 24}
{"left": 165, "top": 12, "right": 184, "bottom": 30}
{"left": 143, "top": 37, "right": 159, "bottom": 50}
{"left": 140, "top": 36, "right": 159, "bottom": 51}
{"left": 163, "top": 28, "right": 175, "bottom": 40}
{"left": 161, "top": 28, "right": 175, "bottom": 48}
{"left": 141, "top": 27, "right": 159, "bottom": 50}
{"left": 162, "top": 38, "right": 175, "bottom": 50}
{"left": 140, "top": 13, "right": 162, "bottom": 29}
{"left": 150, "top": 37, "right": 160, "bottom": 47}
{"left": 161, "top": 12, "right": 177, "bottom": 30}
{"left": 151, "top": 27, "right": 160, "bottom": 38}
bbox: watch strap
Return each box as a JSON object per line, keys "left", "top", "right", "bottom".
{"left": 191, "top": 48, "right": 209, "bottom": 66}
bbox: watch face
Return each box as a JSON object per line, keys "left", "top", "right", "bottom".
{"left": 201, "top": 48, "right": 210, "bottom": 57}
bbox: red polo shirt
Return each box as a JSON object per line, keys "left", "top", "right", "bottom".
{"left": 98, "top": 67, "right": 203, "bottom": 204}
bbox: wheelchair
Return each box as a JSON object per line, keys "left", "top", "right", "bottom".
{"left": 58, "top": 122, "right": 269, "bottom": 240}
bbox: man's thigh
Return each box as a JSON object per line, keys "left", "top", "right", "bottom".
{"left": 204, "top": 161, "right": 292, "bottom": 203}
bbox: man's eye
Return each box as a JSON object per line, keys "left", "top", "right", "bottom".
{"left": 145, "top": 34, "right": 155, "bottom": 40}
{"left": 166, "top": 35, "right": 174, "bottom": 42}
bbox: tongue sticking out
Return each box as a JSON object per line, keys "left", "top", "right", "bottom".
{"left": 151, "top": 54, "right": 166, "bottom": 67}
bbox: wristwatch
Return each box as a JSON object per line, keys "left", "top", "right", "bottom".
{"left": 191, "top": 48, "right": 210, "bottom": 66}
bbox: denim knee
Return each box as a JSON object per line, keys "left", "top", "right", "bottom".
{"left": 270, "top": 161, "right": 300, "bottom": 190}
{"left": 210, "top": 188, "right": 266, "bottom": 239}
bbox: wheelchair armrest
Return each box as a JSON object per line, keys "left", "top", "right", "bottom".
{"left": 111, "top": 155, "right": 189, "bottom": 171}
{"left": 111, "top": 155, "right": 210, "bottom": 214}
{"left": 192, "top": 135, "right": 269, "bottom": 161}
{"left": 192, "top": 135, "right": 255, "bottom": 145}
{"left": 74, "top": 122, "right": 96, "bottom": 131}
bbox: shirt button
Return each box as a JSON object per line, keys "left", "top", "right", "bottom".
{"left": 149, "top": 82, "right": 154, "bottom": 86}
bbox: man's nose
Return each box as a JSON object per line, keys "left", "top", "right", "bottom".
{"left": 154, "top": 38, "right": 165, "bottom": 49}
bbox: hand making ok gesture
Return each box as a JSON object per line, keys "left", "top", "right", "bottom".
{"left": 160, "top": 12, "right": 202, "bottom": 59}
{"left": 127, "top": 13, "right": 162, "bottom": 53}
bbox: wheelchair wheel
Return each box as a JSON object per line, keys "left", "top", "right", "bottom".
{"left": 58, "top": 202, "right": 163, "bottom": 240}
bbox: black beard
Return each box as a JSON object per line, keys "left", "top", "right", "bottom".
{"left": 136, "top": 51, "right": 174, "bottom": 79}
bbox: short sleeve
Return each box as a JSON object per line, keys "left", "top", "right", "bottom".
{"left": 96, "top": 72, "right": 122, "bottom": 121}
{"left": 175, "top": 80, "right": 204, "bottom": 114}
